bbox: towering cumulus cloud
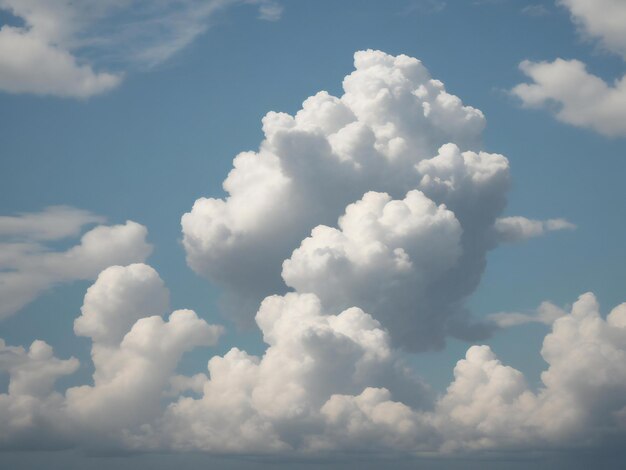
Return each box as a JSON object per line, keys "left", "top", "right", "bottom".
{"left": 5, "top": 51, "right": 622, "bottom": 460}
{"left": 182, "top": 50, "right": 559, "bottom": 350}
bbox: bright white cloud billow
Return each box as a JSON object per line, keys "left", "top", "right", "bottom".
{"left": 182, "top": 50, "right": 567, "bottom": 350}
{"left": 0, "top": 0, "right": 282, "bottom": 98}
{"left": 0, "top": 207, "right": 152, "bottom": 319}
{"left": 512, "top": 0, "right": 626, "bottom": 137}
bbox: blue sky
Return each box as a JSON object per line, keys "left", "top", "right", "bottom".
{"left": 1, "top": 0, "right": 626, "bottom": 468}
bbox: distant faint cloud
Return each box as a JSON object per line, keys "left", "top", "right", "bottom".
{"left": 494, "top": 216, "right": 575, "bottom": 243}
{"left": 489, "top": 300, "right": 567, "bottom": 328}
{"left": 249, "top": 0, "right": 284, "bottom": 21}
{"left": 472, "top": 0, "right": 507, "bottom": 6}
{"left": 521, "top": 4, "right": 550, "bottom": 17}
{"left": 401, "top": 0, "right": 447, "bottom": 15}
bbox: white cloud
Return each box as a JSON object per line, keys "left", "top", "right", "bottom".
{"left": 512, "top": 59, "right": 626, "bottom": 137}
{"left": 512, "top": 0, "right": 626, "bottom": 137}
{"left": 282, "top": 189, "right": 464, "bottom": 351}
{"left": 0, "top": 263, "right": 223, "bottom": 448}
{"left": 435, "top": 293, "right": 626, "bottom": 452}
{"left": 0, "top": 205, "right": 104, "bottom": 241}
{"left": 0, "top": 0, "right": 282, "bottom": 98}
{"left": 143, "top": 291, "right": 431, "bottom": 452}
{"left": 494, "top": 215, "right": 575, "bottom": 243}
{"left": 559, "top": 0, "right": 626, "bottom": 59}
{"left": 0, "top": 25, "right": 122, "bottom": 98}
{"left": 182, "top": 50, "right": 505, "bottom": 340}
{"left": 2, "top": 50, "right": 614, "bottom": 459}
{"left": 0, "top": 207, "right": 152, "bottom": 319}
{"left": 67, "top": 265, "right": 223, "bottom": 438}
{"left": 73, "top": 263, "right": 169, "bottom": 345}
{"left": 2, "top": 261, "right": 626, "bottom": 456}
{"left": 0, "top": 338, "right": 78, "bottom": 448}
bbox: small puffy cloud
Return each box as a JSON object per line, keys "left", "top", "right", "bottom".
{"left": 512, "top": 1, "right": 626, "bottom": 137}
{"left": 494, "top": 215, "right": 575, "bottom": 243}
{"left": 0, "top": 339, "right": 78, "bottom": 398}
{"left": 0, "top": 207, "right": 152, "bottom": 319}
{"left": 73, "top": 264, "right": 170, "bottom": 345}
{"left": 559, "top": 0, "right": 626, "bottom": 58}
{"left": 0, "top": 338, "right": 78, "bottom": 448}
{"left": 512, "top": 59, "right": 626, "bottom": 137}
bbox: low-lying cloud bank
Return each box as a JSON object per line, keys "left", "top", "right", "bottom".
{"left": 1, "top": 263, "right": 625, "bottom": 456}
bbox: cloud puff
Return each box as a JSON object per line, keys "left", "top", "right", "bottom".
{"left": 559, "top": 0, "right": 626, "bottom": 59}
{"left": 512, "top": 0, "right": 626, "bottom": 137}
{"left": 0, "top": 24, "right": 122, "bottom": 98}
{"left": 0, "top": 263, "right": 223, "bottom": 449}
{"left": 512, "top": 59, "right": 626, "bottom": 137}
{"left": 0, "top": 0, "right": 282, "bottom": 98}
{"left": 282, "top": 189, "right": 464, "bottom": 351}
{"left": 151, "top": 291, "right": 429, "bottom": 452}
{"left": 494, "top": 215, "right": 575, "bottom": 243}
{"left": 0, "top": 207, "right": 152, "bottom": 319}
{"left": 436, "top": 293, "right": 626, "bottom": 452}
{"left": 182, "top": 50, "right": 545, "bottom": 346}
{"left": 0, "top": 338, "right": 78, "bottom": 449}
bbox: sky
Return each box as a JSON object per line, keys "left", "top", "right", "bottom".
{"left": 1, "top": 0, "right": 626, "bottom": 468}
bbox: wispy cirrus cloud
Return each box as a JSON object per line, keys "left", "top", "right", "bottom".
{"left": 0, "top": 0, "right": 282, "bottom": 98}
